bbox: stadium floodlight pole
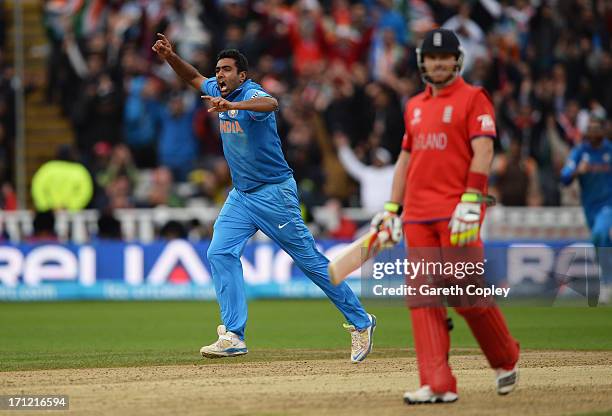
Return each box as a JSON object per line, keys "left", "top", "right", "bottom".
{"left": 13, "top": 0, "right": 27, "bottom": 209}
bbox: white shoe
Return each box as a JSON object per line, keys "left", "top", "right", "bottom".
{"left": 403, "top": 385, "right": 458, "bottom": 405}
{"left": 200, "top": 325, "right": 248, "bottom": 359}
{"left": 496, "top": 365, "right": 518, "bottom": 395}
{"left": 343, "top": 314, "right": 376, "bottom": 363}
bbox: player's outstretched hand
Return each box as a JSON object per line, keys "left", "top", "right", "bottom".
{"left": 202, "top": 96, "right": 234, "bottom": 113}
{"left": 152, "top": 33, "right": 173, "bottom": 59}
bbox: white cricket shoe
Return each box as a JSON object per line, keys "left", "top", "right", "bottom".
{"left": 343, "top": 314, "right": 376, "bottom": 363}
{"left": 496, "top": 365, "right": 519, "bottom": 395}
{"left": 200, "top": 325, "right": 248, "bottom": 359}
{"left": 403, "top": 385, "right": 458, "bottom": 405}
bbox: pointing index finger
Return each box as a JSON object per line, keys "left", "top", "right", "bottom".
{"left": 157, "top": 33, "right": 169, "bottom": 42}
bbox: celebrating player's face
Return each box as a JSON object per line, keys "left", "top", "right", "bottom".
{"left": 215, "top": 58, "right": 246, "bottom": 97}
{"left": 423, "top": 53, "right": 457, "bottom": 85}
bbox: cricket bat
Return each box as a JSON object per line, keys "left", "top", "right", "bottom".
{"left": 328, "top": 230, "right": 384, "bottom": 285}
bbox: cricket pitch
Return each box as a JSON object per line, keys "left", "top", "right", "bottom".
{"left": 1, "top": 350, "right": 611, "bottom": 415}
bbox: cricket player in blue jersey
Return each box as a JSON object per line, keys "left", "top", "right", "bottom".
{"left": 560, "top": 113, "right": 612, "bottom": 303}
{"left": 153, "top": 34, "right": 376, "bottom": 361}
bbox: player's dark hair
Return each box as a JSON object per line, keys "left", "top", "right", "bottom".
{"left": 217, "top": 49, "right": 249, "bottom": 74}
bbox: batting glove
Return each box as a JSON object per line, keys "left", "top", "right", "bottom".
{"left": 371, "top": 202, "right": 403, "bottom": 245}
{"left": 449, "top": 193, "right": 483, "bottom": 246}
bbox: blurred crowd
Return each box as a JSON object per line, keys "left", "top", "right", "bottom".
{"left": 4, "top": 0, "right": 612, "bottom": 238}
{"left": 0, "top": 4, "right": 20, "bottom": 211}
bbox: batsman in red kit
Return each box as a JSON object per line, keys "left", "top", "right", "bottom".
{"left": 371, "top": 29, "right": 520, "bottom": 404}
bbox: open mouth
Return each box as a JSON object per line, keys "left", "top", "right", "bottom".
{"left": 218, "top": 80, "right": 228, "bottom": 93}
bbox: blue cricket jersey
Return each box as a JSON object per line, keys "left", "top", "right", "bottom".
{"left": 201, "top": 78, "right": 292, "bottom": 191}
{"left": 560, "top": 138, "right": 612, "bottom": 227}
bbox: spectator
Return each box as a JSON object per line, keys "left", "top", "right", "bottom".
{"left": 31, "top": 145, "right": 94, "bottom": 212}
{"left": 288, "top": 0, "right": 327, "bottom": 76}
{"left": 95, "top": 144, "right": 139, "bottom": 210}
{"left": 335, "top": 132, "right": 394, "bottom": 213}
{"left": 365, "top": 82, "right": 404, "bottom": 157}
{"left": 442, "top": 3, "right": 487, "bottom": 73}
{"left": 105, "top": 174, "right": 135, "bottom": 209}
{"left": 158, "top": 91, "right": 199, "bottom": 181}
{"left": 557, "top": 100, "right": 586, "bottom": 145}
{"left": 372, "top": 0, "right": 407, "bottom": 46}
{"left": 490, "top": 138, "right": 542, "bottom": 206}
{"left": 97, "top": 212, "right": 123, "bottom": 240}
{"left": 159, "top": 220, "right": 188, "bottom": 240}
{"left": 144, "top": 166, "right": 184, "bottom": 207}
{"left": 31, "top": 0, "right": 612, "bottom": 223}
{"left": 71, "top": 69, "right": 123, "bottom": 159}
{"left": 319, "top": 198, "right": 357, "bottom": 240}
{"left": 369, "top": 28, "right": 405, "bottom": 82}
{"left": 190, "top": 158, "right": 232, "bottom": 205}
{"left": 123, "top": 76, "right": 162, "bottom": 168}
{"left": 96, "top": 144, "right": 139, "bottom": 190}
{"left": 28, "top": 211, "right": 57, "bottom": 242}
{"left": 0, "top": 182, "right": 17, "bottom": 211}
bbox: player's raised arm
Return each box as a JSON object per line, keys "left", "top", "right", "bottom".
{"left": 232, "top": 95, "right": 278, "bottom": 112}
{"left": 152, "top": 33, "right": 206, "bottom": 91}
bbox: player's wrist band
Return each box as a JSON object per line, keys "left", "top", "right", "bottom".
{"left": 384, "top": 201, "right": 403, "bottom": 215}
{"left": 466, "top": 171, "right": 488, "bottom": 193}
{"left": 461, "top": 192, "right": 496, "bottom": 206}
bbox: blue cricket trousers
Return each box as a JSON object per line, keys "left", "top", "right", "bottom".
{"left": 591, "top": 206, "right": 612, "bottom": 285}
{"left": 207, "top": 177, "right": 370, "bottom": 339}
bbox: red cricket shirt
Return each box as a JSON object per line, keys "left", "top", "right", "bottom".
{"left": 401, "top": 76, "right": 496, "bottom": 222}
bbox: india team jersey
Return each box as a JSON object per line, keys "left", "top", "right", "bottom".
{"left": 560, "top": 139, "right": 612, "bottom": 228}
{"left": 401, "top": 77, "right": 496, "bottom": 222}
{"left": 201, "top": 78, "right": 292, "bottom": 192}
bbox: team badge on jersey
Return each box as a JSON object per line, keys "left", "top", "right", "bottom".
{"left": 477, "top": 114, "right": 495, "bottom": 132}
{"left": 442, "top": 106, "right": 453, "bottom": 123}
{"left": 228, "top": 109, "right": 239, "bottom": 118}
{"left": 411, "top": 108, "right": 422, "bottom": 125}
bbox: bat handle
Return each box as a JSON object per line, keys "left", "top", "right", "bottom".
{"left": 483, "top": 194, "right": 496, "bottom": 207}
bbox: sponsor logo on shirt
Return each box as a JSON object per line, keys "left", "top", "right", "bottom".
{"left": 413, "top": 132, "right": 448, "bottom": 150}
{"left": 477, "top": 114, "right": 495, "bottom": 132}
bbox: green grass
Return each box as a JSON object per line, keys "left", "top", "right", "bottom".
{"left": 0, "top": 300, "right": 611, "bottom": 371}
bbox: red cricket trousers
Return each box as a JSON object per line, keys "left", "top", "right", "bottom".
{"left": 404, "top": 220, "right": 520, "bottom": 394}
